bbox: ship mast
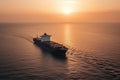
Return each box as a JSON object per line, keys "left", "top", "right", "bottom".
{"left": 37, "top": 33, "right": 38, "bottom": 38}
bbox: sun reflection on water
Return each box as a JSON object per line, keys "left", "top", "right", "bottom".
{"left": 64, "top": 24, "right": 72, "bottom": 46}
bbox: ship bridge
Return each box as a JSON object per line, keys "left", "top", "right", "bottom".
{"left": 40, "top": 33, "right": 51, "bottom": 42}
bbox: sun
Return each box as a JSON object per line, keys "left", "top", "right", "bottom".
{"left": 61, "top": 0, "right": 78, "bottom": 15}
{"left": 63, "top": 7, "right": 72, "bottom": 15}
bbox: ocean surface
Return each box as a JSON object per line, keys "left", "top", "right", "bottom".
{"left": 0, "top": 23, "right": 120, "bottom": 80}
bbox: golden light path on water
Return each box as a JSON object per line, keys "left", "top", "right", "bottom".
{"left": 64, "top": 24, "right": 72, "bottom": 46}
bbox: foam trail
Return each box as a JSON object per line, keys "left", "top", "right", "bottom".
{"left": 12, "top": 34, "right": 33, "bottom": 43}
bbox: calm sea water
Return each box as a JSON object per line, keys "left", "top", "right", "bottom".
{"left": 0, "top": 23, "right": 120, "bottom": 80}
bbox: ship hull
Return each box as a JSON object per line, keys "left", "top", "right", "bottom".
{"left": 33, "top": 38, "right": 68, "bottom": 57}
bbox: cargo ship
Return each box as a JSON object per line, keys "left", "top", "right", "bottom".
{"left": 33, "top": 33, "right": 68, "bottom": 57}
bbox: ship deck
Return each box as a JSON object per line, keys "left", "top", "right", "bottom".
{"left": 43, "top": 41, "right": 65, "bottom": 48}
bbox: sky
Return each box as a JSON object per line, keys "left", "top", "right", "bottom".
{"left": 0, "top": 0, "right": 120, "bottom": 23}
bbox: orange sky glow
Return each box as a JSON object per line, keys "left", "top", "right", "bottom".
{"left": 0, "top": 0, "right": 120, "bottom": 23}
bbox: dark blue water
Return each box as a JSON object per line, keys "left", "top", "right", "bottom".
{"left": 0, "top": 23, "right": 120, "bottom": 80}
